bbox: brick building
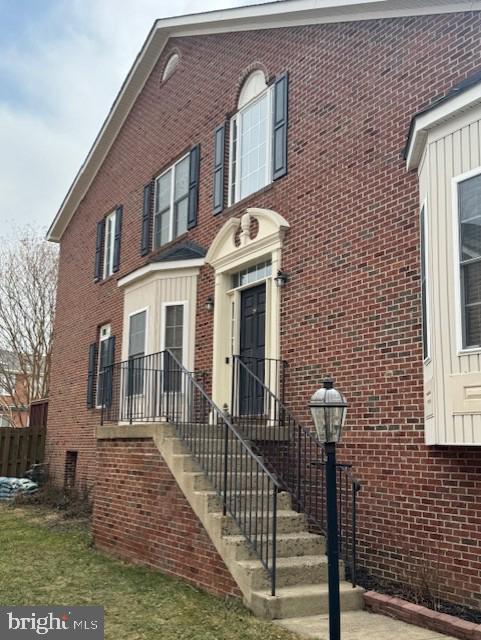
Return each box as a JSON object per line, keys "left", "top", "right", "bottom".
{"left": 0, "top": 350, "right": 29, "bottom": 427}
{"left": 46, "top": 0, "right": 481, "bottom": 622}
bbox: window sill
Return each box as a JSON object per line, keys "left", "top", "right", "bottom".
{"left": 224, "top": 183, "right": 275, "bottom": 216}
{"left": 457, "top": 347, "right": 481, "bottom": 355}
{"left": 97, "top": 273, "right": 119, "bottom": 286}
{"left": 148, "top": 232, "right": 189, "bottom": 261}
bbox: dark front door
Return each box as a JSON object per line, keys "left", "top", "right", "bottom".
{"left": 239, "top": 283, "right": 266, "bottom": 415}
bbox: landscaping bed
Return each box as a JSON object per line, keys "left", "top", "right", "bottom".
{"left": 0, "top": 504, "right": 296, "bottom": 640}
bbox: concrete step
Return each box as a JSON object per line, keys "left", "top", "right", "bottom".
{"left": 167, "top": 437, "right": 245, "bottom": 454}
{"left": 211, "top": 510, "right": 308, "bottom": 536}
{"left": 199, "top": 490, "right": 292, "bottom": 513}
{"left": 173, "top": 453, "right": 267, "bottom": 473}
{"left": 238, "top": 555, "right": 343, "bottom": 590}
{"left": 191, "top": 471, "right": 280, "bottom": 491}
{"left": 223, "top": 531, "right": 325, "bottom": 561}
{"left": 250, "top": 581, "right": 365, "bottom": 620}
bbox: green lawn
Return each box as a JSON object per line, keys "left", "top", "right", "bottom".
{"left": 0, "top": 506, "right": 297, "bottom": 640}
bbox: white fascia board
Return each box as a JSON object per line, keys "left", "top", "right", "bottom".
{"left": 406, "top": 82, "right": 481, "bottom": 171}
{"left": 47, "top": 0, "right": 481, "bottom": 241}
{"left": 117, "top": 258, "right": 205, "bottom": 288}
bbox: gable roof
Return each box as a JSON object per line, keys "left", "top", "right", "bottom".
{"left": 405, "top": 69, "right": 481, "bottom": 170}
{"left": 47, "top": 0, "right": 481, "bottom": 242}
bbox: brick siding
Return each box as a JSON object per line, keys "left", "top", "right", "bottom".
{"left": 93, "top": 438, "right": 241, "bottom": 598}
{"left": 48, "top": 12, "right": 481, "bottom": 606}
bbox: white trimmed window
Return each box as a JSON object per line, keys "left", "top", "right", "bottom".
{"left": 103, "top": 210, "right": 117, "bottom": 278}
{"left": 457, "top": 172, "right": 481, "bottom": 349}
{"left": 128, "top": 310, "right": 147, "bottom": 396}
{"left": 229, "top": 71, "right": 273, "bottom": 205}
{"left": 162, "top": 53, "right": 179, "bottom": 82}
{"left": 96, "top": 324, "right": 111, "bottom": 408}
{"left": 154, "top": 155, "right": 189, "bottom": 248}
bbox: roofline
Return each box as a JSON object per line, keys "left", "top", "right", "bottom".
{"left": 405, "top": 79, "right": 481, "bottom": 171}
{"left": 47, "top": 0, "right": 481, "bottom": 241}
{"left": 117, "top": 258, "right": 205, "bottom": 287}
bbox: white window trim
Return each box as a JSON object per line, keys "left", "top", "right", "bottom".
{"left": 420, "top": 200, "right": 431, "bottom": 363}
{"left": 103, "top": 209, "right": 117, "bottom": 279}
{"left": 126, "top": 306, "right": 149, "bottom": 399}
{"left": 128, "top": 307, "right": 149, "bottom": 357}
{"left": 160, "top": 300, "right": 189, "bottom": 369}
{"left": 95, "top": 323, "right": 111, "bottom": 409}
{"left": 154, "top": 154, "right": 189, "bottom": 249}
{"left": 228, "top": 86, "right": 274, "bottom": 207}
{"left": 452, "top": 165, "right": 481, "bottom": 354}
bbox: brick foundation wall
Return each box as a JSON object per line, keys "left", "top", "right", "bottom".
{"left": 48, "top": 12, "right": 481, "bottom": 609}
{"left": 92, "top": 438, "right": 241, "bottom": 598}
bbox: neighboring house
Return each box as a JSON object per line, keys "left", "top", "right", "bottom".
{"left": 0, "top": 350, "right": 29, "bottom": 428}
{"left": 46, "top": 0, "right": 481, "bottom": 621}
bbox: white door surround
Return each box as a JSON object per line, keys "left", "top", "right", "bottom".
{"left": 205, "top": 208, "right": 290, "bottom": 410}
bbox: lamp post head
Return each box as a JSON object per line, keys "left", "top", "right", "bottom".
{"left": 309, "top": 377, "right": 347, "bottom": 444}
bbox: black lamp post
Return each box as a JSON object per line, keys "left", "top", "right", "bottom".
{"left": 309, "top": 378, "right": 348, "bottom": 640}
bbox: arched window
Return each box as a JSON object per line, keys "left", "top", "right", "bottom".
{"left": 162, "top": 53, "right": 179, "bottom": 82}
{"left": 229, "top": 70, "right": 272, "bottom": 204}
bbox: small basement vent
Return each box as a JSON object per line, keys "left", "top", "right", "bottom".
{"left": 64, "top": 451, "right": 78, "bottom": 489}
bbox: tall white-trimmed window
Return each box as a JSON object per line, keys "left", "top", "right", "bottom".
{"left": 128, "top": 310, "right": 147, "bottom": 395}
{"left": 96, "top": 324, "right": 111, "bottom": 407}
{"left": 229, "top": 71, "right": 273, "bottom": 205}
{"left": 162, "top": 303, "right": 186, "bottom": 392}
{"left": 420, "top": 204, "right": 430, "bottom": 360}
{"left": 457, "top": 171, "right": 481, "bottom": 349}
{"left": 154, "top": 155, "right": 189, "bottom": 248}
{"left": 103, "top": 210, "right": 117, "bottom": 278}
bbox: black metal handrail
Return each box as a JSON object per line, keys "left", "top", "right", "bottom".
{"left": 231, "top": 355, "right": 361, "bottom": 586}
{"left": 101, "top": 350, "right": 282, "bottom": 596}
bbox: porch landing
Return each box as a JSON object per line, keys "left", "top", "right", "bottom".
{"left": 276, "top": 611, "right": 457, "bottom": 640}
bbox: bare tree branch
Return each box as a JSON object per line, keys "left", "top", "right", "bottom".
{"left": 0, "top": 228, "right": 58, "bottom": 425}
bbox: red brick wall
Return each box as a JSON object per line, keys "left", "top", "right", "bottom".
{"left": 47, "top": 12, "right": 481, "bottom": 608}
{"left": 93, "top": 438, "right": 241, "bottom": 598}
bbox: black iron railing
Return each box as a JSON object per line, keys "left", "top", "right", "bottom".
{"left": 101, "top": 350, "right": 282, "bottom": 595}
{"left": 231, "top": 355, "right": 361, "bottom": 586}
{"left": 100, "top": 352, "right": 207, "bottom": 425}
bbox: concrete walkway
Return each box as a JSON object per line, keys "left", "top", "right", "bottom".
{"left": 276, "top": 611, "right": 458, "bottom": 639}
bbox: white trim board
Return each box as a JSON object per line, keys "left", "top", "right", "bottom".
{"left": 118, "top": 259, "right": 204, "bottom": 288}
{"left": 47, "top": 0, "right": 481, "bottom": 242}
{"left": 406, "top": 81, "right": 481, "bottom": 171}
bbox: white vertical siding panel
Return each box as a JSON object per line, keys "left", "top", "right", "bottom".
{"left": 444, "top": 134, "right": 456, "bottom": 376}
{"left": 471, "top": 413, "right": 481, "bottom": 443}
{"left": 453, "top": 413, "right": 464, "bottom": 445}
{"left": 428, "top": 141, "right": 444, "bottom": 444}
{"left": 436, "top": 137, "right": 454, "bottom": 444}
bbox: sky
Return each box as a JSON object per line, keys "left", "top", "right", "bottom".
{"left": 0, "top": 0, "right": 266, "bottom": 235}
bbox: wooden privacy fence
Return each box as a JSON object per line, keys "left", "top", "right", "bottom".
{"left": 0, "top": 425, "right": 46, "bottom": 477}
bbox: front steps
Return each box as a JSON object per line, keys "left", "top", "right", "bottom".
{"left": 138, "top": 423, "right": 364, "bottom": 621}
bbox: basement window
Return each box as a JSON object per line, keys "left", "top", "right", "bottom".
{"left": 64, "top": 451, "right": 78, "bottom": 489}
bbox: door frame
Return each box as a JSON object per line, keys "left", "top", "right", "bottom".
{"left": 205, "top": 209, "right": 290, "bottom": 412}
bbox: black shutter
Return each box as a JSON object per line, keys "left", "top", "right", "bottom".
{"left": 187, "top": 144, "right": 200, "bottom": 230}
{"left": 272, "top": 72, "right": 289, "bottom": 181}
{"left": 213, "top": 124, "right": 225, "bottom": 215}
{"left": 87, "top": 342, "right": 97, "bottom": 409}
{"left": 104, "top": 336, "right": 116, "bottom": 408}
{"left": 140, "top": 183, "right": 153, "bottom": 256}
{"left": 94, "top": 220, "right": 105, "bottom": 282}
{"left": 112, "top": 206, "right": 123, "bottom": 273}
